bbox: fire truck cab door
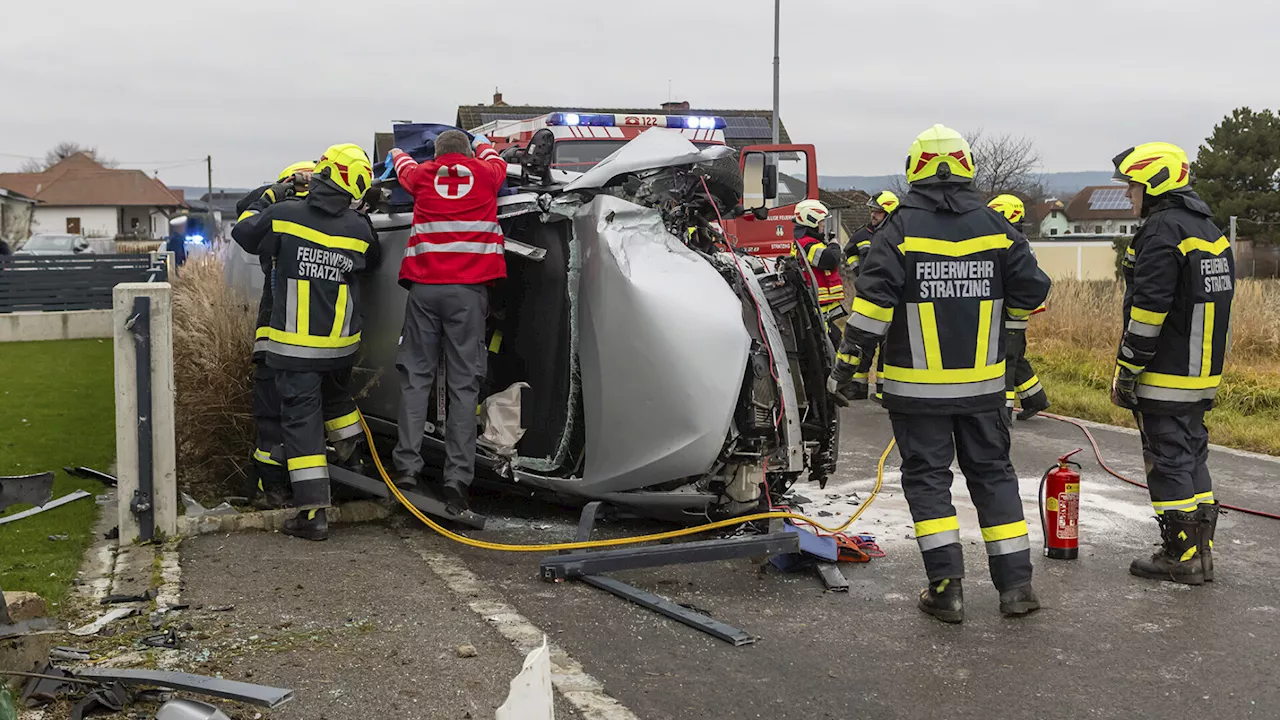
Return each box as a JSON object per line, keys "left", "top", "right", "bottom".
{"left": 737, "top": 144, "right": 819, "bottom": 257}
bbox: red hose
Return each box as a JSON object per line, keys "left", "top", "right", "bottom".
{"left": 1042, "top": 412, "right": 1280, "bottom": 521}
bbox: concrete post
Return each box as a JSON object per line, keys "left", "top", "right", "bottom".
{"left": 114, "top": 282, "right": 178, "bottom": 541}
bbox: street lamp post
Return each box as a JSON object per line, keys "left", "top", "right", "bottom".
{"left": 772, "top": 0, "right": 781, "bottom": 144}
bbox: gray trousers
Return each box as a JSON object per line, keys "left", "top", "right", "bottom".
{"left": 392, "top": 283, "right": 488, "bottom": 486}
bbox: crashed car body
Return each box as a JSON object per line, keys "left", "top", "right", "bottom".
{"left": 227, "top": 129, "right": 840, "bottom": 521}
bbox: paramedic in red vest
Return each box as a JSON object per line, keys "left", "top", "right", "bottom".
{"left": 791, "top": 199, "right": 845, "bottom": 347}
{"left": 388, "top": 130, "right": 507, "bottom": 514}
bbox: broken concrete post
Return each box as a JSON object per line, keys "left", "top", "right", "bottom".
{"left": 113, "top": 282, "right": 178, "bottom": 541}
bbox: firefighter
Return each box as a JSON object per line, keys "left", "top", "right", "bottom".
{"left": 828, "top": 125, "right": 1052, "bottom": 623}
{"left": 844, "top": 191, "right": 897, "bottom": 402}
{"left": 987, "top": 194, "right": 1051, "bottom": 420}
{"left": 1111, "top": 142, "right": 1234, "bottom": 585}
{"left": 790, "top": 199, "right": 845, "bottom": 347}
{"left": 236, "top": 161, "right": 315, "bottom": 509}
{"left": 844, "top": 190, "right": 898, "bottom": 277}
{"left": 232, "top": 144, "right": 380, "bottom": 541}
{"left": 388, "top": 130, "right": 507, "bottom": 515}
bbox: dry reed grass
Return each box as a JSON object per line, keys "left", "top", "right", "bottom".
{"left": 172, "top": 254, "right": 257, "bottom": 499}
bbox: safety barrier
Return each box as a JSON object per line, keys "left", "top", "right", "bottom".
{"left": 0, "top": 253, "right": 168, "bottom": 314}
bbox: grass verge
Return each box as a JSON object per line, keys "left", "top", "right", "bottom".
{"left": 0, "top": 339, "right": 112, "bottom": 608}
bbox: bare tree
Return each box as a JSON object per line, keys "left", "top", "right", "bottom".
{"left": 18, "top": 142, "right": 117, "bottom": 172}
{"left": 966, "top": 129, "right": 1045, "bottom": 200}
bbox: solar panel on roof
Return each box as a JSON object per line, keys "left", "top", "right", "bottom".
{"left": 721, "top": 115, "right": 772, "bottom": 139}
{"left": 1088, "top": 188, "right": 1132, "bottom": 211}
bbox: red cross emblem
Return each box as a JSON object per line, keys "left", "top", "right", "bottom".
{"left": 435, "top": 165, "right": 474, "bottom": 199}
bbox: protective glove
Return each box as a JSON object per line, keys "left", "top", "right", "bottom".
{"left": 827, "top": 348, "right": 870, "bottom": 407}
{"left": 472, "top": 133, "right": 491, "bottom": 150}
{"left": 379, "top": 150, "right": 398, "bottom": 181}
{"left": 1111, "top": 363, "right": 1140, "bottom": 410}
{"left": 263, "top": 182, "right": 294, "bottom": 204}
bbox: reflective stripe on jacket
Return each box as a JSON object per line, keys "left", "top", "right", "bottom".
{"left": 793, "top": 230, "right": 844, "bottom": 306}
{"left": 394, "top": 145, "right": 508, "bottom": 287}
{"left": 842, "top": 184, "right": 1051, "bottom": 415}
{"left": 1119, "top": 190, "right": 1234, "bottom": 414}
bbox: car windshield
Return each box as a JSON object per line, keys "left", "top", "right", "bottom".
{"left": 552, "top": 140, "right": 720, "bottom": 171}
{"left": 24, "top": 234, "right": 76, "bottom": 251}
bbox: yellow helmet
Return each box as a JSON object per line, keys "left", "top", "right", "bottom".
{"left": 1112, "top": 142, "right": 1190, "bottom": 196}
{"left": 277, "top": 160, "right": 316, "bottom": 183}
{"left": 793, "top": 199, "right": 830, "bottom": 228}
{"left": 867, "top": 190, "right": 899, "bottom": 214}
{"left": 987, "top": 194, "right": 1026, "bottom": 224}
{"left": 314, "top": 144, "right": 373, "bottom": 201}
{"left": 905, "top": 124, "right": 974, "bottom": 184}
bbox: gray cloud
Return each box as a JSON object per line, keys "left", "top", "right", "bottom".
{"left": 2, "top": 0, "right": 1274, "bottom": 186}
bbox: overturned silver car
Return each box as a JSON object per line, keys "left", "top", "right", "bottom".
{"left": 230, "top": 129, "right": 840, "bottom": 521}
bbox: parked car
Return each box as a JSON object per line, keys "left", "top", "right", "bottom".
{"left": 227, "top": 129, "right": 841, "bottom": 521}
{"left": 15, "top": 233, "right": 94, "bottom": 256}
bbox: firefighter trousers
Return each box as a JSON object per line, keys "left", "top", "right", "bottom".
{"left": 251, "top": 362, "right": 287, "bottom": 491}
{"left": 276, "top": 367, "right": 360, "bottom": 510}
{"left": 1004, "top": 329, "right": 1047, "bottom": 411}
{"left": 1133, "top": 410, "right": 1214, "bottom": 516}
{"left": 392, "top": 283, "right": 487, "bottom": 487}
{"left": 889, "top": 410, "right": 1033, "bottom": 591}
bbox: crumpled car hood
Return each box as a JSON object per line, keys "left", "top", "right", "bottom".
{"left": 563, "top": 128, "right": 736, "bottom": 191}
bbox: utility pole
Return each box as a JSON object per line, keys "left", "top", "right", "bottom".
{"left": 772, "top": 0, "right": 781, "bottom": 145}
{"left": 206, "top": 155, "right": 214, "bottom": 239}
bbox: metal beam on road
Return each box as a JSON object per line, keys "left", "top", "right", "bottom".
{"left": 539, "top": 533, "right": 799, "bottom": 582}
{"left": 327, "top": 464, "right": 487, "bottom": 530}
{"left": 580, "top": 574, "right": 756, "bottom": 646}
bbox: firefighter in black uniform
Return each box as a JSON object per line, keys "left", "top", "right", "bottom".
{"left": 232, "top": 144, "right": 380, "bottom": 541}
{"left": 843, "top": 191, "right": 897, "bottom": 401}
{"left": 844, "top": 190, "right": 898, "bottom": 277}
{"left": 1111, "top": 142, "right": 1234, "bottom": 585}
{"left": 987, "top": 194, "right": 1051, "bottom": 420}
{"left": 236, "top": 161, "right": 316, "bottom": 509}
{"left": 828, "top": 125, "right": 1052, "bottom": 623}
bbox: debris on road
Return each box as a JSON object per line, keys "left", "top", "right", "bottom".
{"left": 0, "top": 490, "right": 92, "bottom": 526}
{"left": 456, "top": 643, "right": 478, "bottom": 658}
{"left": 495, "top": 639, "right": 553, "bottom": 720}
{"left": 46, "top": 534, "right": 68, "bottom": 541}
{"left": 181, "top": 492, "right": 239, "bottom": 518}
{"left": 49, "top": 647, "right": 92, "bottom": 662}
{"left": 0, "top": 472, "right": 54, "bottom": 511}
{"left": 68, "top": 607, "right": 137, "bottom": 636}
{"left": 74, "top": 668, "right": 294, "bottom": 708}
{"left": 156, "top": 698, "right": 232, "bottom": 720}
{"left": 62, "top": 466, "right": 118, "bottom": 486}
{"left": 141, "top": 628, "right": 181, "bottom": 650}
{"left": 101, "top": 589, "right": 156, "bottom": 605}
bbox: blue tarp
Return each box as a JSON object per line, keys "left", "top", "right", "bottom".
{"left": 373, "top": 124, "right": 473, "bottom": 208}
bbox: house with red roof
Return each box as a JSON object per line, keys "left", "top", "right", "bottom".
{"left": 0, "top": 153, "right": 186, "bottom": 241}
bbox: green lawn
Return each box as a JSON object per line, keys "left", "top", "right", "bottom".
{"left": 1, "top": 339, "right": 113, "bottom": 609}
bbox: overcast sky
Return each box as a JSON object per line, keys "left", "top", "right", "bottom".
{"left": 2, "top": 0, "right": 1275, "bottom": 188}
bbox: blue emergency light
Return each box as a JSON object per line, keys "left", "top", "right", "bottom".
{"left": 546, "top": 112, "right": 727, "bottom": 130}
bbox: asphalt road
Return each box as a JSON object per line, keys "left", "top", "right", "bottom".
{"left": 182, "top": 405, "right": 1280, "bottom": 719}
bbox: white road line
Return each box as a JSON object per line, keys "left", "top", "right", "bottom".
{"left": 408, "top": 541, "right": 643, "bottom": 720}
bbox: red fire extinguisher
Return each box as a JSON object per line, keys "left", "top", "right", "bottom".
{"left": 1039, "top": 449, "right": 1082, "bottom": 560}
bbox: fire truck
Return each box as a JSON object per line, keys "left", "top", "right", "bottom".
{"left": 468, "top": 111, "right": 821, "bottom": 257}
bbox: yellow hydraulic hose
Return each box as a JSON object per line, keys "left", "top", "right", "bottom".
{"left": 359, "top": 413, "right": 894, "bottom": 552}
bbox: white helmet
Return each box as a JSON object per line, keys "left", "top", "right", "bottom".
{"left": 793, "top": 199, "right": 830, "bottom": 228}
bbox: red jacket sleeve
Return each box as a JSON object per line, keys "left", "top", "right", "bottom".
{"left": 472, "top": 143, "right": 508, "bottom": 193}
{"left": 393, "top": 153, "right": 424, "bottom": 195}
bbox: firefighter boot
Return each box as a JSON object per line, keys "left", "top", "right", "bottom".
{"left": 1016, "top": 391, "right": 1050, "bottom": 421}
{"left": 252, "top": 465, "right": 292, "bottom": 511}
{"left": 1198, "top": 503, "right": 1219, "bottom": 582}
{"left": 998, "top": 584, "right": 1041, "bottom": 617}
{"left": 282, "top": 508, "right": 329, "bottom": 542}
{"left": 918, "top": 578, "right": 964, "bottom": 624}
{"left": 1129, "top": 510, "right": 1204, "bottom": 585}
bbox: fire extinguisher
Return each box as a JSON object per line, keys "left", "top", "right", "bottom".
{"left": 1039, "top": 449, "right": 1082, "bottom": 560}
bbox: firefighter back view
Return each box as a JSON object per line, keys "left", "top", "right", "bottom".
{"left": 828, "top": 125, "right": 1052, "bottom": 623}
{"left": 232, "top": 144, "right": 381, "bottom": 541}
{"left": 1111, "top": 142, "right": 1234, "bottom": 585}
{"left": 987, "top": 194, "right": 1050, "bottom": 420}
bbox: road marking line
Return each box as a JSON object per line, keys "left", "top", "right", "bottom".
{"left": 407, "top": 540, "right": 643, "bottom": 720}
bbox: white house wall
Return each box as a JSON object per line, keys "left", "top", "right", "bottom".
{"left": 32, "top": 206, "right": 118, "bottom": 237}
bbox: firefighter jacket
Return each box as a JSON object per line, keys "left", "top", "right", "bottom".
{"left": 791, "top": 226, "right": 844, "bottom": 310}
{"left": 237, "top": 183, "right": 278, "bottom": 361}
{"left": 999, "top": 221, "right": 1046, "bottom": 332}
{"left": 842, "top": 183, "right": 1052, "bottom": 415}
{"left": 393, "top": 144, "right": 507, "bottom": 287}
{"left": 232, "top": 177, "right": 381, "bottom": 372}
{"left": 844, "top": 224, "right": 876, "bottom": 276}
{"left": 1118, "top": 189, "right": 1234, "bottom": 414}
